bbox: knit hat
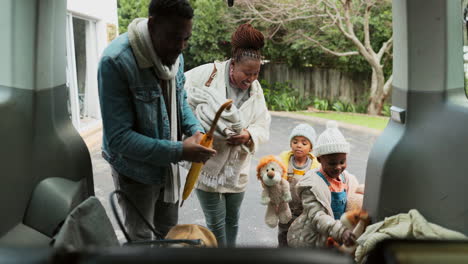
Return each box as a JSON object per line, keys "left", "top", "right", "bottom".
{"left": 289, "top": 123, "right": 317, "bottom": 147}
{"left": 313, "top": 121, "right": 350, "bottom": 157}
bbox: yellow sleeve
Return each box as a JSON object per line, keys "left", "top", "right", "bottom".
{"left": 310, "top": 155, "right": 320, "bottom": 169}
{"left": 279, "top": 151, "right": 292, "bottom": 167}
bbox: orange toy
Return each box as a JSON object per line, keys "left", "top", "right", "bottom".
{"left": 326, "top": 210, "right": 371, "bottom": 255}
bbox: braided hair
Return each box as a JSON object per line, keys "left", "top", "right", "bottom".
{"left": 231, "top": 24, "right": 265, "bottom": 63}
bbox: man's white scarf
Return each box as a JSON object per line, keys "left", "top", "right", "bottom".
{"left": 187, "top": 82, "right": 250, "bottom": 188}
{"left": 128, "top": 18, "right": 180, "bottom": 203}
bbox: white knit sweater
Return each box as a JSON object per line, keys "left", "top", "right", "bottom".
{"left": 184, "top": 60, "right": 271, "bottom": 193}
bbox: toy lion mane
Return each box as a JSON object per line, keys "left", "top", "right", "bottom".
{"left": 256, "top": 155, "right": 287, "bottom": 181}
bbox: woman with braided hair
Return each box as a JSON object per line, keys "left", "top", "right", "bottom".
{"left": 184, "top": 24, "right": 271, "bottom": 247}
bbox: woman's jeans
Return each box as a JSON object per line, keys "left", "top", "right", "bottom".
{"left": 196, "top": 189, "right": 245, "bottom": 247}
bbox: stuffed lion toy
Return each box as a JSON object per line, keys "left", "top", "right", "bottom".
{"left": 256, "top": 155, "right": 292, "bottom": 228}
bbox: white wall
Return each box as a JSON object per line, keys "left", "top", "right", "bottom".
{"left": 68, "top": 0, "right": 118, "bottom": 24}
{"left": 67, "top": 0, "right": 118, "bottom": 57}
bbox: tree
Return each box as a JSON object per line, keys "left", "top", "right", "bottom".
{"left": 116, "top": 0, "right": 231, "bottom": 70}
{"left": 117, "top": 0, "right": 150, "bottom": 34}
{"left": 233, "top": 0, "right": 393, "bottom": 115}
{"left": 184, "top": 0, "right": 232, "bottom": 70}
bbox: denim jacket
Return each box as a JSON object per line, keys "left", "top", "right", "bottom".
{"left": 98, "top": 33, "right": 203, "bottom": 184}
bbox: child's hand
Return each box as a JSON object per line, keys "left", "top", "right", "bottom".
{"left": 342, "top": 229, "right": 357, "bottom": 247}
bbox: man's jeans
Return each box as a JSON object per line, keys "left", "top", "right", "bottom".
{"left": 112, "top": 168, "right": 178, "bottom": 241}
{"left": 196, "top": 189, "right": 245, "bottom": 247}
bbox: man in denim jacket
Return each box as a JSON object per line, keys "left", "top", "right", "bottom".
{"left": 98, "top": 0, "right": 216, "bottom": 241}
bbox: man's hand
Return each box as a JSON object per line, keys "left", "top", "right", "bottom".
{"left": 226, "top": 129, "right": 251, "bottom": 146}
{"left": 181, "top": 131, "right": 216, "bottom": 163}
{"left": 342, "top": 229, "right": 357, "bottom": 247}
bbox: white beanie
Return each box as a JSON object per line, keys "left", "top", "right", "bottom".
{"left": 289, "top": 123, "right": 317, "bottom": 147}
{"left": 313, "top": 121, "right": 350, "bottom": 157}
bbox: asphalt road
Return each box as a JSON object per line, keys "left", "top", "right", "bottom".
{"left": 91, "top": 112, "right": 381, "bottom": 247}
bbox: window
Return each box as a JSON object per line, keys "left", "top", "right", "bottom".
{"left": 66, "top": 14, "right": 101, "bottom": 131}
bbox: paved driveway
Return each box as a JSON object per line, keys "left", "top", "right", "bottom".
{"left": 90, "top": 112, "right": 381, "bottom": 247}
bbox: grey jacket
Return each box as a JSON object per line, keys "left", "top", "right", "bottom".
{"left": 287, "top": 168, "right": 359, "bottom": 248}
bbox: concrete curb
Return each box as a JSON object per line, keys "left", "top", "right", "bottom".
{"left": 270, "top": 111, "right": 383, "bottom": 136}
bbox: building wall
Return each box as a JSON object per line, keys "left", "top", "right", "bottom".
{"left": 68, "top": 0, "right": 118, "bottom": 23}
{"left": 68, "top": 0, "right": 118, "bottom": 56}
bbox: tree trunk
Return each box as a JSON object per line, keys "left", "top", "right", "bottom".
{"left": 368, "top": 93, "right": 386, "bottom": 115}
{"left": 367, "top": 68, "right": 388, "bottom": 115}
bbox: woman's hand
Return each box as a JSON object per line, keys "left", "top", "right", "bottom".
{"left": 227, "top": 129, "right": 251, "bottom": 146}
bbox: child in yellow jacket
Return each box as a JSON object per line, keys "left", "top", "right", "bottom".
{"left": 277, "top": 123, "right": 320, "bottom": 247}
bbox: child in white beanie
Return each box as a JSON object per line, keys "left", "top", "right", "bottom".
{"left": 287, "top": 120, "right": 359, "bottom": 248}
{"left": 277, "top": 123, "right": 320, "bottom": 247}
